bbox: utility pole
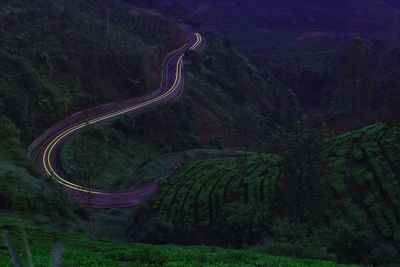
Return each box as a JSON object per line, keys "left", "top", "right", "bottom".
{"left": 67, "top": 111, "right": 107, "bottom": 248}
{"left": 106, "top": 8, "right": 110, "bottom": 36}
{"left": 84, "top": 119, "right": 93, "bottom": 248}
{"left": 88, "top": 170, "right": 93, "bottom": 248}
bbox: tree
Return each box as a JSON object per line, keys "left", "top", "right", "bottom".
{"left": 268, "top": 119, "right": 333, "bottom": 257}
{"left": 93, "top": 0, "right": 112, "bottom": 36}
{"left": 234, "top": 103, "right": 265, "bottom": 168}
{"left": 385, "top": 80, "right": 400, "bottom": 124}
{"left": 337, "top": 38, "right": 376, "bottom": 132}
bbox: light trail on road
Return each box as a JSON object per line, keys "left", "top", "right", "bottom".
{"left": 31, "top": 29, "right": 204, "bottom": 208}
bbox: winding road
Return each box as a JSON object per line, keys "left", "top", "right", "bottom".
{"left": 30, "top": 27, "right": 204, "bottom": 208}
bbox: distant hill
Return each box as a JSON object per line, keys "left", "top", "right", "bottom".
{"left": 129, "top": 0, "right": 400, "bottom": 33}
{"left": 125, "top": 2, "right": 400, "bottom": 125}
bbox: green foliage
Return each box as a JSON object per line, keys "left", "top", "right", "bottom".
{"left": 268, "top": 122, "right": 333, "bottom": 222}
{"left": 0, "top": 162, "right": 84, "bottom": 226}
{"left": 0, "top": 106, "right": 83, "bottom": 229}
{"left": 60, "top": 118, "right": 162, "bottom": 191}
{"left": 234, "top": 103, "right": 266, "bottom": 152}
{"left": 334, "top": 38, "right": 381, "bottom": 121}
{"left": 327, "top": 123, "right": 400, "bottom": 243}
{"left": 132, "top": 100, "right": 200, "bottom": 151}
{"left": 52, "top": 16, "right": 278, "bottom": 192}
{"left": 61, "top": 125, "right": 109, "bottom": 192}
{"left": 0, "top": 0, "right": 180, "bottom": 144}
{"left": 129, "top": 155, "right": 281, "bottom": 246}
{"left": 0, "top": 115, "right": 29, "bottom": 167}
{"left": 0, "top": 225, "right": 362, "bottom": 267}
{"left": 385, "top": 80, "right": 400, "bottom": 123}
{"left": 1, "top": 0, "right": 399, "bottom": 266}
{"left": 129, "top": 122, "right": 400, "bottom": 265}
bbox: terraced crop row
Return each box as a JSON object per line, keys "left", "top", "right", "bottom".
{"left": 327, "top": 123, "right": 400, "bottom": 242}
{"left": 151, "top": 154, "right": 281, "bottom": 227}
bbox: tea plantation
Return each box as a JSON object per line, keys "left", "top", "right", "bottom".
{"left": 129, "top": 123, "right": 400, "bottom": 265}
{"left": 326, "top": 123, "right": 400, "bottom": 243}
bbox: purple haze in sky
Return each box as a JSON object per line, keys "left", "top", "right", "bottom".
{"left": 129, "top": 0, "right": 400, "bottom": 33}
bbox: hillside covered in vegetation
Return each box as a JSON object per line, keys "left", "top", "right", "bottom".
{"left": 1, "top": 0, "right": 400, "bottom": 266}
{"left": 129, "top": 123, "right": 400, "bottom": 266}
{"left": 0, "top": 0, "right": 191, "bottom": 228}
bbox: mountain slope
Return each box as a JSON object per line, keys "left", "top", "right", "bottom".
{"left": 0, "top": 0, "right": 186, "bottom": 225}
{"left": 0, "top": 0, "right": 186, "bottom": 144}
{"left": 128, "top": 123, "right": 400, "bottom": 265}
{"left": 0, "top": 0, "right": 288, "bottom": 221}
{"left": 58, "top": 28, "right": 295, "bottom": 192}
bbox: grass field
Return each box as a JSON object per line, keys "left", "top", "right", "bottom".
{"left": 0, "top": 224, "right": 363, "bottom": 267}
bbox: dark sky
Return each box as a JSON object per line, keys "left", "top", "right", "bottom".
{"left": 127, "top": 0, "right": 400, "bottom": 34}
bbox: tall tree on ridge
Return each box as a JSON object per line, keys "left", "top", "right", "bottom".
{"left": 268, "top": 119, "right": 332, "bottom": 257}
